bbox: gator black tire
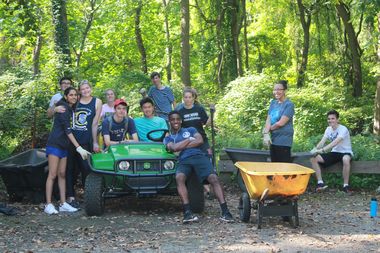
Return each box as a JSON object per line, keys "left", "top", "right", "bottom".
{"left": 239, "top": 192, "right": 251, "bottom": 222}
{"left": 237, "top": 170, "right": 248, "bottom": 193}
{"left": 187, "top": 172, "right": 205, "bottom": 213}
{"left": 84, "top": 173, "right": 105, "bottom": 216}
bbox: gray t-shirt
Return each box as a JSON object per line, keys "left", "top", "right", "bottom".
{"left": 268, "top": 98, "right": 294, "bottom": 147}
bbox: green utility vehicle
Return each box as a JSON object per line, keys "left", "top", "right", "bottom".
{"left": 84, "top": 130, "right": 204, "bottom": 216}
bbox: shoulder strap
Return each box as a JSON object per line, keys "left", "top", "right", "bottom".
{"left": 107, "top": 115, "right": 113, "bottom": 132}
{"left": 122, "top": 117, "right": 129, "bottom": 140}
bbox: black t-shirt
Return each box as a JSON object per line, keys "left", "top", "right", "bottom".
{"left": 178, "top": 104, "right": 209, "bottom": 141}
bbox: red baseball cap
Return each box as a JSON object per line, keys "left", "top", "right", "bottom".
{"left": 114, "top": 98, "right": 128, "bottom": 108}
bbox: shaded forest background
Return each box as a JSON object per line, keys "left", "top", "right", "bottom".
{"left": 1, "top": 0, "right": 380, "bottom": 171}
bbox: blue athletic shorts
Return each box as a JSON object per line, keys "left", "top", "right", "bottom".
{"left": 176, "top": 154, "right": 216, "bottom": 183}
{"left": 46, "top": 146, "right": 68, "bottom": 158}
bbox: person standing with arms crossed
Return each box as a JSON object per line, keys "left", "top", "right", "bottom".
{"left": 262, "top": 80, "right": 295, "bottom": 162}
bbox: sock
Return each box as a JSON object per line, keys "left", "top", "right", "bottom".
{"left": 220, "top": 202, "right": 228, "bottom": 214}
{"left": 317, "top": 180, "right": 324, "bottom": 184}
{"left": 343, "top": 184, "right": 349, "bottom": 187}
{"left": 183, "top": 203, "right": 191, "bottom": 213}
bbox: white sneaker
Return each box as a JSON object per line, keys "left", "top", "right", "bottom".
{"left": 59, "top": 202, "right": 78, "bottom": 213}
{"left": 44, "top": 203, "right": 59, "bottom": 215}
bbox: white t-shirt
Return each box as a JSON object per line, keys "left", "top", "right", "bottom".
{"left": 101, "top": 104, "right": 115, "bottom": 119}
{"left": 49, "top": 93, "right": 63, "bottom": 107}
{"left": 323, "top": 124, "right": 353, "bottom": 155}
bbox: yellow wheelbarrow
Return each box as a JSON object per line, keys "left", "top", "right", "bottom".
{"left": 235, "top": 162, "right": 314, "bottom": 228}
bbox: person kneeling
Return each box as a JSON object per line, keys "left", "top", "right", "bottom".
{"left": 164, "top": 111, "right": 233, "bottom": 223}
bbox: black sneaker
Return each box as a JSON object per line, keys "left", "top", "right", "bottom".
{"left": 342, "top": 185, "right": 353, "bottom": 195}
{"left": 316, "top": 183, "right": 328, "bottom": 192}
{"left": 67, "top": 200, "right": 81, "bottom": 209}
{"left": 183, "top": 211, "right": 199, "bottom": 224}
{"left": 220, "top": 211, "right": 234, "bottom": 222}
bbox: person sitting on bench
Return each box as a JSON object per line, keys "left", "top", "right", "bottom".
{"left": 310, "top": 110, "right": 353, "bottom": 193}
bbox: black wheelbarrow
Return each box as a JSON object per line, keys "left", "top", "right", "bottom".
{"left": 0, "top": 149, "right": 48, "bottom": 203}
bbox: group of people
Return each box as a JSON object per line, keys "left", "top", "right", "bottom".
{"left": 44, "top": 72, "right": 234, "bottom": 223}
{"left": 44, "top": 73, "right": 353, "bottom": 222}
{"left": 262, "top": 80, "right": 353, "bottom": 194}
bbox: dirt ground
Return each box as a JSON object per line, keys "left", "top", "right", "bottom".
{"left": 0, "top": 180, "right": 379, "bottom": 253}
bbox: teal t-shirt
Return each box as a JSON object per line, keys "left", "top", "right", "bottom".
{"left": 134, "top": 116, "right": 168, "bottom": 142}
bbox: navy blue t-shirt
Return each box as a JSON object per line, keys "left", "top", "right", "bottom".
{"left": 163, "top": 127, "right": 204, "bottom": 161}
{"left": 73, "top": 97, "right": 96, "bottom": 145}
{"left": 47, "top": 99, "right": 73, "bottom": 150}
{"left": 102, "top": 116, "right": 137, "bottom": 142}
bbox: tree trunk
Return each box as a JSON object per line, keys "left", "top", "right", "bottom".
{"left": 180, "top": 0, "right": 191, "bottom": 86}
{"left": 163, "top": 0, "right": 172, "bottom": 82}
{"left": 135, "top": 0, "right": 148, "bottom": 74}
{"left": 242, "top": 0, "right": 248, "bottom": 72}
{"left": 52, "top": 0, "right": 71, "bottom": 72}
{"left": 75, "top": 0, "right": 98, "bottom": 69}
{"left": 32, "top": 34, "right": 43, "bottom": 77}
{"left": 377, "top": 12, "right": 380, "bottom": 61}
{"left": 336, "top": 1, "right": 362, "bottom": 97}
{"left": 296, "top": 0, "right": 311, "bottom": 88}
{"left": 230, "top": 0, "right": 243, "bottom": 77}
{"left": 374, "top": 79, "right": 380, "bottom": 135}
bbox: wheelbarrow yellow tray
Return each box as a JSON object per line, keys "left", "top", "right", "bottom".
{"left": 235, "top": 162, "right": 314, "bottom": 199}
{"left": 235, "top": 162, "right": 315, "bottom": 228}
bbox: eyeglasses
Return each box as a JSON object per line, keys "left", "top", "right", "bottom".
{"left": 273, "top": 88, "right": 284, "bottom": 91}
{"left": 61, "top": 81, "right": 71, "bottom": 85}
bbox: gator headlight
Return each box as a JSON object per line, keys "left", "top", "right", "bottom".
{"left": 163, "top": 160, "right": 175, "bottom": 170}
{"left": 118, "top": 161, "right": 130, "bottom": 171}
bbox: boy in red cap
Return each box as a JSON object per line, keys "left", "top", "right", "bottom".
{"left": 102, "top": 99, "right": 139, "bottom": 146}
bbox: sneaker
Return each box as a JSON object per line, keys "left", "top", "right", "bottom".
{"left": 59, "top": 202, "right": 78, "bottom": 213}
{"left": 342, "top": 185, "right": 353, "bottom": 194}
{"left": 67, "top": 200, "right": 80, "bottom": 209}
{"left": 316, "top": 183, "right": 328, "bottom": 192}
{"left": 44, "top": 203, "right": 58, "bottom": 215}
{"left": 220, "top": 211, "right": 234, "bottom": 222}
{"left": 183, "top": 211, "right": 199, "bottom": 224}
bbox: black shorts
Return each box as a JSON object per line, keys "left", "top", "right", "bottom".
{"left": 270, "top": 144, "right": 292, "bottom": 163}
{"left": 319, "top": 152, "right": 352, "bottom": 168}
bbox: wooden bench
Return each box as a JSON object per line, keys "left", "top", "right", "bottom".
{"left": 218, "top": 151, "right": 380, "bottom": 175}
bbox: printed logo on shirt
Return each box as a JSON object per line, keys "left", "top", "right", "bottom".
{"left": 182, "top": 131, "right": 191, "bottom": 139}
{"left": 73, "top": 108, "right": 92, "bottom": 131}
{"left": 328, "top": 131, "right": 338, "bottom": 142}
{"left": 183, "top": 112, "right": 201, "bottom": 122}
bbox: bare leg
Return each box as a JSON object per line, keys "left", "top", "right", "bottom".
{"left": 176, "top": 173, "right": 189, "bottom": 204}
{"left": 57, "top": 158, "right": 67, "bottom": 204}
{"left": 46, "top": 155, "right": 59, "bottom": 204}
{"left": 207, "top": 174, "right": 226, "bottom": 204}
{"left": 310, "top": 155, "right": 325, "bottom": 181}
{"left": 342, "top": 155, "right": 351, "bottom": 185}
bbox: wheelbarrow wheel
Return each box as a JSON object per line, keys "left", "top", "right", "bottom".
{"left": 237, "top": 170, "right": 248, "bottom": 193}
{"left": 239, "top": 192, "right": 251, "bottom": 222}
